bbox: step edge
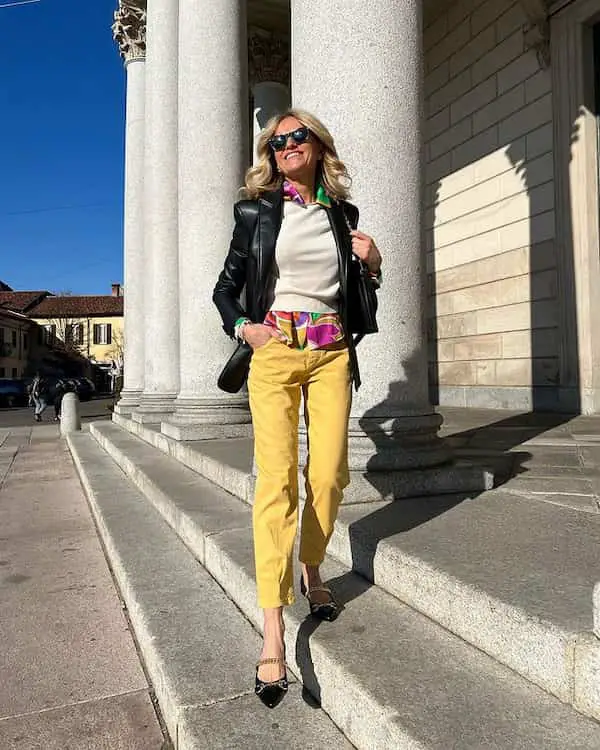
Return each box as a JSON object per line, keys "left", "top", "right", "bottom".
{"left": 103, "top": 418, "right": 599, "bottom": 710}
{"left": 72, "top": 432, "right": 431, "bottom": 749}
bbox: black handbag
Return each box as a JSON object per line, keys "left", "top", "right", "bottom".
{"left": 217, "top": 205, "right": 261, "bottom": 394}
{"left": 217, "top": 341, "right": 252, "bottom": 394}
{"left": 343, "top": 211, "right": 379, "bottom": 342}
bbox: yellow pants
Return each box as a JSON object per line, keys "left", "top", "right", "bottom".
{"left": 248, "top": 338, "right": 352, "bottom": 608}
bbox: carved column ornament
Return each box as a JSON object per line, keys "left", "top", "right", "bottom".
{"left": 248, "top": 27, "right": 290, "bottom": 86}
{"left": 113, "top": 0, "right": 147, "bottom": 62}
{"left": 519, "top": 0, "right": 551, "bottom": 68}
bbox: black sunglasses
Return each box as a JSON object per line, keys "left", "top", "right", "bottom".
{"left": 268, "top": 126, "right": 310, "bottom": 152}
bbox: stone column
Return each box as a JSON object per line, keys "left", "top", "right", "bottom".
{"left": 292, "top": 0, "right": 460, "bottom": 500}
{"left": 249, "top": 28, "right": 290, "bottom": 163}
{"left": 133, "top": 0, "right": 180, "bottom": 423}
{"left": 162, "top": 0, "right": 251, "bottom": 440}
{"left": 112, "top": 1, "right": 146, "bottom": 415}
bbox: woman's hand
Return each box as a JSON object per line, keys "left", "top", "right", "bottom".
{"left": 243, "top": 323, "right": 286, "bottom": 350}
{"left": 351, "top": 230, "right": 382, "bottom": 274}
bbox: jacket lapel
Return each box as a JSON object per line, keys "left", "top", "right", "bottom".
{"left": 325, "top": 201, "right": 352, "bottom": 294}
{"left": 257, "top": 189, "right": 283, "bottom": 291}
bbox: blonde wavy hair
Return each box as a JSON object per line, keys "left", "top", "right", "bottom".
{"left": 242, "top": 108, "right": 352, "bottom": 202}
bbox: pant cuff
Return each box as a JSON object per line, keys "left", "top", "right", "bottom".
{"left": 258, "top": 593, "right": 296, "bottom": 609}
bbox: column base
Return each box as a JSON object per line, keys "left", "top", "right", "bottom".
{"left": 295, "top": 411, "right": 491, "bottom": 501}
{"left": 113, "top": 388, "right": 143, "bottom": 416}
{"left": 161, "top": 395, "right": 253, "bottom": 441}
{"left": 131, "top": 393, "right": 177, "bottom": 424}
{"left": 340, "top": 463, "right": 493, "bottom": 504}
{"left": 300, "top": 412, "right": 451, "bottom": 471}
{"left": 347, "top": 413, "right": 450, "bottom": 471}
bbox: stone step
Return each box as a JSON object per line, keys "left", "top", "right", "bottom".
{"left": 77, "top": 421, "right": 600, "bottom": 747}
{"left": 67, "top": 432, "right": 352, "bottom": 750}
{"left": 112, "top": 413, "right": 494, "bottom": 503}
{"left": 108, "top": 416, "right": 600, "bottom": 719}
{"left": 328, "top": 492, "right": 600, "bottom": 717}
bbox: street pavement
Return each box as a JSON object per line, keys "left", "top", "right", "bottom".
{"left": 0, "top": 423, "right": 167, "bottom": 750}
{"left": 0, "top": 398, "right": 114, "bottom": 429}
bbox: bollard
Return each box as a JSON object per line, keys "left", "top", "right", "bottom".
{"left": 60, "top": 392, "right": 82, "bottom": 436}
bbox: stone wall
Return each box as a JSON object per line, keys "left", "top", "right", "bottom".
{"left": 424, "top": 0, "right": 558, "bottom": 409}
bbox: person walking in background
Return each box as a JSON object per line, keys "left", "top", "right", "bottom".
{"left": 31, "top": 372, "right": 50, "bottom": 423}
{"left": 213, "top": 109, "right": 382, "bottom": 709}
{"left": 53, "top": 379, "right": 65, "bottom": 422}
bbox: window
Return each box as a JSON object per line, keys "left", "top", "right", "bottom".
{"left": 11, "top": 368, "right": 17, "bottom": 378}
{"left": 11, "top": 330, "right": 16, "bottom": 347}
{"left": 65, "top": 323, "right": 84, "bottom": 346}
{"left": 0, "top": 328, "right": 4, "bottom": 344}
{"left": 43, "top": 324, "right": 56, "bottom": 345}
{"left": 23, "top": 333, "right": 28, "bottom": 351}
{"left": 0, "top": 367, "right": 4, "bottom": 377}
{"left": 93, "top": 323, "right": 112, "bottom": 345}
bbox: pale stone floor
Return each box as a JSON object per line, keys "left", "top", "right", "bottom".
{"left": 438, "top": 406, "right": 600, "bottom": 514}
{"left": 0, "top": 424, "right": 166, "bottom": 750}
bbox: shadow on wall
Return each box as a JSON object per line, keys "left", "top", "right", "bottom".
{"left": 427, "top": 64, "right": 584, "bottom": 414}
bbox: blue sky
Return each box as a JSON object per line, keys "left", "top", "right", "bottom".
{"left": 0, "top": 0, "right": 125, "bottom": 295}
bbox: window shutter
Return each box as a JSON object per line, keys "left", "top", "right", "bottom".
{"left": 93, "top": 324, "right": 100, "bottom": 345}
{"left": 107, "top": 323, "right": 112, "bottom": 345}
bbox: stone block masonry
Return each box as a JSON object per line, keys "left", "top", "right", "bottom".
{"left": 424, "top": 0, "right": 560, "bottom": 410}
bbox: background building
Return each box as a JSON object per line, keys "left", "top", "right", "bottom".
{"left": 0, "top": 284, "right": 124, "bottom": 381}
{"left": 0, "top": 309, "right": 33, "bottom": 378}
{"left": 28, "top": 286, "right": 124, "bottom": 368}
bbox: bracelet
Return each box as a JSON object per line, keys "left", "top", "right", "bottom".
{"left": 234, "top": 317, "right": 251, "bottom": 342}
{"left": 369, "top": 268, "right": 383, "bottom": 287}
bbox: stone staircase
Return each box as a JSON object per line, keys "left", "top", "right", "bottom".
{"left": 67, "top": 413, "right": 600, "bottom": 749}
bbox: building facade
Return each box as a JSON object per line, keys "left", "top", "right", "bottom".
{"left": 112, "top": 0, "right": 600, "bottom": 475}
{"left": 28, "top": 293, "right": 124, "bottom": 368}
{"left": 0, "top": 309, "right": 33, "bottom": 378}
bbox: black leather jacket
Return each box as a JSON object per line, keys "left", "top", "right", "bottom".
{"left": 212, "top": 187, "right": 362, "bottom": 388}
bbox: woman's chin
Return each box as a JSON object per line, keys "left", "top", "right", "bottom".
{"left": 282, "top": 166, "right": 313, "bottom": 182}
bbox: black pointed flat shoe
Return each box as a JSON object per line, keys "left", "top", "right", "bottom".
{"left": 255, "top": 657, "right": 288, "bottom": 709}
{"left": 300, "top": 576, "right": 339, "bottom": 622}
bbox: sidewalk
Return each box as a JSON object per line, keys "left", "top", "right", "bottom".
{"left": 0, "top": 424, "right": 166, "bottom": 750}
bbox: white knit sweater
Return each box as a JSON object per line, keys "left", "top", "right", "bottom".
{"left": 269, "top": 200, "right": 339, "bottom": 313}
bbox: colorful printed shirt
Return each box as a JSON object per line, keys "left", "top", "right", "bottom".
{"left": 235, "top": 181, "right": 345, "bottom": 350}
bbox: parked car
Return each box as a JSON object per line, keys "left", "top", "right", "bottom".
{"left": 0, "top": 379, "right": 28, "bottom": 408}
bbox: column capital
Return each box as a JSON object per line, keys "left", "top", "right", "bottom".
{"left": 113, "top": 0, "right": 147, "bottom": 63}
{"left": 248, "top": 26, "right": 289, "bottom": 87}
{"left": 519, "top": 0, "right": 550, "bottom": 69}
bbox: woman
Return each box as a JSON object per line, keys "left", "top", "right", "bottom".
{"left": 213, "top": 109, "right": 382, "bottom": 708}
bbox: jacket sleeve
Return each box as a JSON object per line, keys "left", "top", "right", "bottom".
{"left": 212, "top": 202, "right": 254, "bottom": 338}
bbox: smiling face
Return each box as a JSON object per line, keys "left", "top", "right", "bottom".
{"left": 272, "top": 116, "right": 322, "bottom": 185}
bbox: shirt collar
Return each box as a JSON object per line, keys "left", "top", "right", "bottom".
{"left": 282, "top": 180, "right": 332, "bottom": 208}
